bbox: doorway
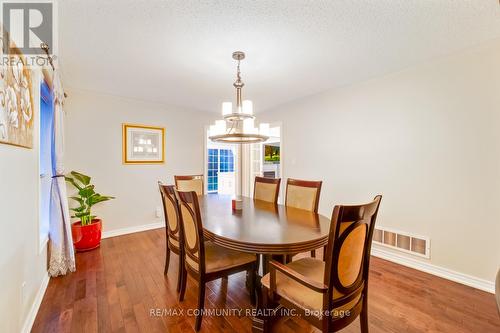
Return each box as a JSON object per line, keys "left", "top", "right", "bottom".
{"left": 204, "top": 123, "right": 282, "bottom": 199}
{"left": 246, "top": 123, "right": 282, "bottom": 201}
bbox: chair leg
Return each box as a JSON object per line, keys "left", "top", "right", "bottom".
{"left": 310, "top": 250, "right": 316, "bottom": 258}
{"left": 178, "top": 265, "right": 187, "bottom": 302}
{"left": 323, "top": 245, "right": 327, "bottom": 261}
{"left": 360, "top": 300, "right": 369, "bottom": 333}
{"left": 321, "top": 319, "right": 329, "bottom": 333}
{"left": 176, "top": 254, "right": 183, "bottom": 292}
{"left": 195, "top": 282, "right": 206, "bottom": 331}
{"left": 164, "top": 247, "right": 171, "bottom": 275}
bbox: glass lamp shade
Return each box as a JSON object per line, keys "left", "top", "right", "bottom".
{"left": 222, "top": 100, "right": 255, "bottom": 121}
{"left": 242, "top": 100, "right": 253, "bottom": 115}
{"left": 243, "top": 118, "right": 254, "bottom": 132}
{"left": 222, "top": 102, "right": 232, "bottom": 116}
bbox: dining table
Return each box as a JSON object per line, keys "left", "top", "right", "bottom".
{"left": 198, "top": 194, "right": 332, "bottom": 332}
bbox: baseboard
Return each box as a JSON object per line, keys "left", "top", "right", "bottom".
{"left": 102, "top": 221, "right": 165, "bottom": 239}
{"left": 371, "top": 246, "right": 495, "bottom": 294}
{"left": 21, "top": 273, "right": 50, "bottom": 333}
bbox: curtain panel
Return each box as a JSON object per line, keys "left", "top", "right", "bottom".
{"left": 48, "top": 71, "right": 76, "bottom": 277}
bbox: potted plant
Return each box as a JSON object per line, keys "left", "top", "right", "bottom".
{"left": 65, "top": 171, "right": 114, "bottom": 251}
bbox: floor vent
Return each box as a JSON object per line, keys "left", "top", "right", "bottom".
{"left": 373, "top": 227, "right": 430, "bottom": 259}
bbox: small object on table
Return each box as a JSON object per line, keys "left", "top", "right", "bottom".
{"left": 232, "top": 197, "right": 243, "bottom": 211}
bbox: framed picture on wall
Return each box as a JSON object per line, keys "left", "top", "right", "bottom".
{"left": 122, "top": 124, "right": 165, "bottom": 164}
{"left": 0, "top": 46, "right": 35, "bottom": 148}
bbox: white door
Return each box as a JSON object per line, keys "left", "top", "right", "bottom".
{"left": 248, "top": 143, "right": 263, "bottom": 198}
{"left": 206, "top": 139, "right": 237, "bottom": 195}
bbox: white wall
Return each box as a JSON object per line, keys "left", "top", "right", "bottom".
{"left": 64, "top": 89, "right": 213, "bottom": 234}
{"left": 0, "top": 71, "right": 49, "bottom": 332}
{"left": 259, "top": 40, "right": 500, "bottom": 283}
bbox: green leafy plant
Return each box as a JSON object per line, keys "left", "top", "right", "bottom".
{"left": 65, "top": 171, "right": 115, "bottom": 226}
{"left": 264, "top": 155, "right": 280, "bottom": 162}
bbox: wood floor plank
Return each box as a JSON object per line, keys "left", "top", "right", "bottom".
{"left": 32, "top": 228, "right": 500, "bottom": 333}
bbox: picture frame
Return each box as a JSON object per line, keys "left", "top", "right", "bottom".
{"left": 0, "top": 45, "right": 35, "bottom": 149}
{"left": 122, "top": 124, "right": 165, "bottom": 164}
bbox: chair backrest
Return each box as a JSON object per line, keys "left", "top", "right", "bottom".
{"left": 323, "top": 195, "right": 382, "bottom": 312}
{"left": 254, "top": 176, "right": 281, "bottom": 203}
{"left": 175, "top": 175, "right": 204, "bottom": 195}
{"left": 175, "top": 189, "right": 206, "bottom": 274}
{"left": 158, "top": 182, "right": 181, "bottom": 248}
{"left": 285, "top": 178, "right": 322, "bottom": 212}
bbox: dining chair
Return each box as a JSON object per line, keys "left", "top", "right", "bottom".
{"left": 285, "top": 178, "right": 323, "bottom": 258}
{"left": 261, "top": 195, "right": 382, "bottom": 333}
{"left": 174, "top": 175, "right": 204, "bottom": 195}
{"left": 158, "top": 182, "right": 184, "bottom": 291}
{"left": 175, "top": 189, "right": 258, "bottom": 331}
{"left": 253, "top": 176, "right": 282, "bottom": 275}
{"left": 254, "top": 176, "right": 281, "bottom": 203}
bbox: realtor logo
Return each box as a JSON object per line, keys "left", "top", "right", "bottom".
{"left": 2, "top": 1, "right": 53, "bottom": 55}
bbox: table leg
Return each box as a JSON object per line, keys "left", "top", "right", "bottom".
{"left": 262, "top": 254, "right": 270, "bottom": 275}
{"left": 252, "top": 254, "right": 279, "bottom": 333}
{"left": 252, "top": 283, "right": 270, "bottom": 332}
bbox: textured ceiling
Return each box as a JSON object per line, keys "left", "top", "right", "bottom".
{"left": 58, "top": 0, "right": 500, "bottom": 113}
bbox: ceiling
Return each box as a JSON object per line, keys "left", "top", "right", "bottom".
{"left": 58, "top": 0, "right": 500, "bottom": 113}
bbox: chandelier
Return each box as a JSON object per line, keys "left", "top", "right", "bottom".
{"left": 208, "top": 51, "right": 269, "bottom": 144}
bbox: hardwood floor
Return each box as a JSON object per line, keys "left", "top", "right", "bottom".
{"left": 32, "top": 228, "right": 500, "bottom": 333}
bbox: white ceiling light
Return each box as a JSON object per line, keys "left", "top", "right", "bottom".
{"left": 209, "top": 51, "right": 269, "bottom": 144}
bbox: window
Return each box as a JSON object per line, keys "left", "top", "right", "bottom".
{"left": 39, "top": 80, "right": 53, "bottom": 247}
{"left": 219, "top": 149, "right": 234, "bottom": 172}
{"left": 207, "top": 148, "right": 235, "bottom": 193}
{"left": 207, "top": 148, "right": 219, "bottom": 192}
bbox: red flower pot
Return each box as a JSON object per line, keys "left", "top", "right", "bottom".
{"left": 71, "top": 219, "right": 102, "bottom": 252}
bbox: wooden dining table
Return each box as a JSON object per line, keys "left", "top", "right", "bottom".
{"left": 199, "top": 194, "right": 330, "bottom": 257}
{"left": 198, "top": 194, "right": 331, "bottom": 332}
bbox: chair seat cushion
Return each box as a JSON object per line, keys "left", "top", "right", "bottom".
{"left": 186, "top": 241, "right": 256, "bottom": 273}
{"left": 261, "top": 257, "right": 360, "bottom": 318}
